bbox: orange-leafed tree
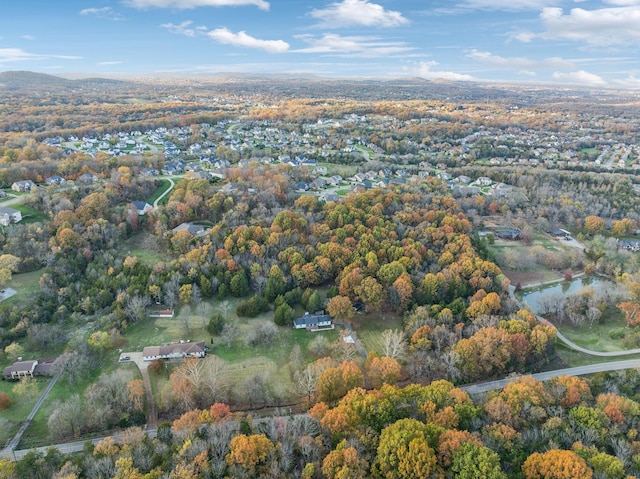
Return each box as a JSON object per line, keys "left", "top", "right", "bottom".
{"left": 327, "top": 295, "right": 355, "bottom": 322}
{"left": 522, "top": 450, "right": 593, "bottom": 479}
{"left": 617, "top": 301, "right": 640, "bottom": 327}
{"left": 226, "top": 434, "right": 276, "bottom": 477}
{"left": 322, "top": 440, "right": 369, "bottom": 479}
{"left": 0, "top": 392, "right": 11, "bottom": 411}
{"left": 366, "top": 355, "right": 402, "bottom": 388}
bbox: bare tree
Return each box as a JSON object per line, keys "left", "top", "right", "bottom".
{"left": 197, "top": 302, "right": 213, "bottom": 331}
{"left": 382, "top": 329, "right": 407, "bottom": 359}
{"left": 203, "top": 355, "right": 228, "bottom": 402}
{"left": 163, "top": 273, "right": 181, "bottom": 309}
{"left": 221, "top": 321, "right": 239, "bottom": 348}
{"left": 125, "top": 294, "right": 151, "bottom": 323}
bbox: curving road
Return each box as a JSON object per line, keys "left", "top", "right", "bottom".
{"left": 152, "top": 177, "right": 175, "bottom": 208}
{"left": 461, "top": 359, "right": 640, "bottom": 394}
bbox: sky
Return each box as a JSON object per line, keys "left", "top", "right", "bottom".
{"left": 1, "top": 0, "right": 640, "bottom": 89}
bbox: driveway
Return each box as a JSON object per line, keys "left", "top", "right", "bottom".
{"left": 119, "top": 351, "right": 157, "bottom": 425}
{"left": 0, "top": 288, "right": 17, "bottom": 302}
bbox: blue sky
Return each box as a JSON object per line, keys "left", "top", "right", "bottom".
{"left": 1, "top": 0, "right": 640, "bottom": 88}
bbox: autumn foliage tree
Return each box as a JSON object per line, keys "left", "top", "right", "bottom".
{"left": 226, "top": 433, "right": 276, "bottom": 477}
{"left": 522, "top": 449, "right": 593, "bottom": 479}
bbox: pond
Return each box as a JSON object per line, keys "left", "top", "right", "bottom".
{"left": 520, "top": 276, "right": 614, "bottom": 314}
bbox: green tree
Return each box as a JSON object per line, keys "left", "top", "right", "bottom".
{"left": 451, "top": 442, "right": 506, "bottom": 479}
{"left": 274, "top": 302, "right": 295, "bottom": 326}
{"left": 207, "top": 313, "right": 225, "bottom": 335}
{"left": 230, "top": 271, "right": 250, "bottom": 297}
{"left": 373, "top": 418, "right": 441, "bottom": 479}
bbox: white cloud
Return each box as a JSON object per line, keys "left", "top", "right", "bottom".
{"left": 552, "top": 70, "right": 607, "bottom": 86}
{"left": 415, "top": 61, "right": 474, "bottom": 81}
{"left": 160, "top": 21, "right": 205, "bottom": 37}
{"left": 518, "top": 69, "right": 536, "bottom": 76}
{"left": 22, "top": 35, "right": 35, "bottom": 41}
{"left": 612, "top": 75, "right": 640, "bottom": 89}
{"left": 97, "top": 61, "right": 124, "bottom": 65}
{"left": 454, "top": 0, "right": 559, "bottom": 11}
{"left": 295, "top": 33, "right": 414, "bottom": 57}
{"left": 0, "top": 48, "right": 81, "bottom": 64}
{"left": 310, "top": 0, "right": 408, "bottom": 28}
{"left": 123, "top": 0, "right": 269, "bottom": 10}
{"left": 539, "top": 6, "right": 640, "bottom": 46}
{"left": 80, "top": 7, "right": 124, "bottom": 20}
{"left": 207, "top": 28, "right": 289, "bottom": 53}
{"left": 467, "top": 50, "right": 575, "bottom": 70}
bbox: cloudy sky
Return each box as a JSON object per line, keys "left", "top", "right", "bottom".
{"left": 1, "top": 0, "right": 640, "bottom": 88}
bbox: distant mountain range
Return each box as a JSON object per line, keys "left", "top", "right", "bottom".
{"left": 0, "top": 71, "right": 130, "bottom": 92}
{"left": 0, "top": 70, "right": 629, "bottom": 104}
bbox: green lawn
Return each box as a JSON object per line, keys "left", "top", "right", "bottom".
{"left": 11, "top": 204, "right": 48, "bottom": 224}
{"left": 147, "top": 179, "right": 172, "bottom": 205}
{"left": 0, "top": 378, "right": 48, "bottom": 448}
{"left": 1, "top": 269, "right": 44, "bottom": 308}
{"left": 20, "top": 359, "right": 140, "bottom": 447}
{"left": 353, "top": 312, "right": 404, "bottom": 355}
{"left": 553, "top": 308, "right": 630, "bottom": 353}
{"left": 118, "top": 232, "right": 165, "bottom": 266}
{"left": 555, "top": 344, "right": 640, "bottom": 368}
{"left": 124, "top": 296, "right": 342, "bottom": 401}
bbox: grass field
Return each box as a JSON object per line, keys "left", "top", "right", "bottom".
{"left": 1, "top": 269, "right": 44, "bottom": 308}
{"left": 11, "top": 204, "right": 48, "bottom": 224}
{"left": 489, "top": 232, "right": 581, "bottom": 286}
{"left": 147, "top": 179, "right": 172, "bottom": 205}
{"left": 353, "top": 312, "right": 403, "bottom": 355}
{"left": 19, "top": 360, "right": 140, "bottom": 447}
{"left": 123, "top": 297, "right": 341, "bottom": 402}
{"left": 118, "top": 232, "right": 165, "bottom": 266}
{"left": 552, "top": 308, "right": 629, "bottom": 353}
{"left": 0, "top": 378, "right": 48, "bottom": 448}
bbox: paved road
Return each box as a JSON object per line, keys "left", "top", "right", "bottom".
{"left": 153, "top": 177, "right": 175, "bottom": 208}
{"left": 461, "top": 359, "right": 640, "bottom": 394}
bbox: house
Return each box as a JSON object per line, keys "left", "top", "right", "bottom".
{"left": 495, "top": 228, "right": 521, "bottom": 240}
{"left": 618, "top": 239, "right": 640, "bottom": 252}
{"left": 3, "top": 360, "right": 37, "bottom": 380}
{"left": 142, "top": 341, "right": 207, "bottom": 361}
{"left": 293, "top": 311, "right": 333, "bottom": 330}
{"left": 2, "top": 359, "right": 55, "bottom": 380}
{"left": 548, "top": 228, "right": 571, "bottom": 238}
{"left": 45, "top": 176, "right": 66, "bottom": 186}
{"left": 11, "top": 180, "right": 36, "bottom": 192}
{"left": 220, "top": 182, "right": 238, "bottom": 194}
{"left": 77, "top": 173, "right": 97, "bottom": 183}
{"left": 320, "top": 191, "right": 340, "bottom": 203}
{"left": 0, "top": 207, "right": 22, "bottom": 226}
{"left": 140, "top": 168, "right": 159, "bottom": 177}
{"left": 172, "top": 222, "right": 206, "bottom": 235}
{"left": 130, "top": 201, "right": 153, "bottom": 216}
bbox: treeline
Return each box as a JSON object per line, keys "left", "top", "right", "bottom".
{"left": 4, "top": 370, "right": 640, "bottom": 478}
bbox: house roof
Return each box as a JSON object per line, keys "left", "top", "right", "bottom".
{"left": 131, "top": 201, "right": 151, "bottom": 210}
{"left": 0, "top": 206, "right": 19, "bottom": 215}
{"left": 172, "top": 222, "right": 205, "bottom": 235}
{"left": 294, "top": 311, "right": 332, "bottom": 327}
{"left": 143, "top": 341, "right": 206, "bottom": 358}
{"left": 3, "top": 360, "right": 37, "bottom": 376}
